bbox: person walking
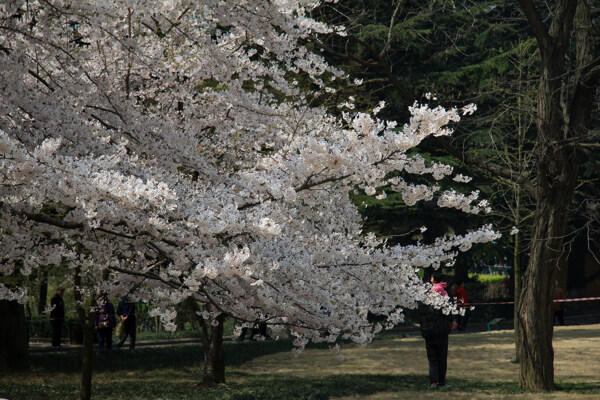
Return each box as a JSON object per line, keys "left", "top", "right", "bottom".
{"left": 553, "top": 280, "right": 567, "bottom": 326}
{"left": 452, "top": 280, "right": 469, "bottom": 330}
{"left": 116, "top": 295, "right": 137, "bottom": 349}
{"left": 95, "top": 293, "right": 116, "bottom": 350}
{"left": 50, "top": 288, "right": 65, "bottom": 348}
{"left": 419, "top": 271, "right": 453, "bottom": 389}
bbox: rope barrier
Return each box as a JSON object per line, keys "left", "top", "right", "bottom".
{"left": 554, "top": 296, "right": 600, "bottom": 303}
{"left": 465, "top": 300, "right": 514, "bottom": 305}
{"left": 466, "top": 296, "right": 600, "bottom": 306}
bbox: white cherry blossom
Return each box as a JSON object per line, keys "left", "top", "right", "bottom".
{"left": 0, "top": 0, "right": 500, "bottom": 347}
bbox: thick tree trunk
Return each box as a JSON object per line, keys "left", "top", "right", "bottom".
{"left": 74, "top": 265, "right": 95, "bottom": 400}
{"left": 79, "top": 316, "right": 95, "bottom": 400}
{"left": 514, "top": 1, "right": 589, "bottom": 389}
{"left": 186, "top": 299, "right": 227, "bottom": 387}
{"left": 0, "top": 300, "right": 29, "bottom": 373}
{"left": 515, "top": 55, "right": 581, "bottom": 387}
{"left": 516, "top": 146, "right": 580, "bottom": 390}
{"left": 202, "top": 313, "right": 226, "bottom": 386}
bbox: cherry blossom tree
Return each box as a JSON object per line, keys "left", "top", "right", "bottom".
{"left": 0, "top": 0, "right": 499, "bottom": 393}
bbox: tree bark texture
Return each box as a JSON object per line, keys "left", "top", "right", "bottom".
{"left": 517, "top": 171, "right": 577, "bottom": 390}
{"left": 0, "top": 300, "right": 29, "bottom": 373}
{"left": 186, "top": 299, "right": 226, "bottom": 386}
{"left": 202, "top": 313, "right": 226, "bottom": 386}
{"left": 79, "top": 316, "right": 95, "bottom": 400}
{"left": 515, "top": 0, "right": 598, "bottom": 390}
{"left": 74, "top": 265, "right": 95, "bottom": 400}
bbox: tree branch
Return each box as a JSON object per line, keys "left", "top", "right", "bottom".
{"left": 435, "top": 136, "right": 536, "bottom": 197}
{"left": 21, "top": 211, "right": 84, "bottom": 229}
{"left": 28, "top": 69, "right": 55, "bottom": 92}
{"left": 575, "top": 142, "right": 600, "bottom": 149}
{"left": 311, "top": 37, "right": 380, "bottom": 69}
{"left": 18, "top": 209, "right": 180, "bottom": 255}
{"left": 108, "top": 265, "right": 199, "bottom": 297}
{"left": 517, "top": 0, "right": 550, "bottom": 51}
{"left": 346, "top": 34, "right": 413, "bottom": 102}
{"left": 294, "top": 173, "right": 353, "bottom": 192}
{"left": 381, "top": 0, "right": 405, "bottom": 56}
{"left": 238, "top": 172, "right": 353, "bottom": 211}
{"left": 547, "top": 0, "right": 578, "bottom": 44}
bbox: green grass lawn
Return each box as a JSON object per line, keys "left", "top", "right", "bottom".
{"left": 469, "top": 272, "right": 505, "bottom": 284}
{"left": 0, "top": 371, "right": 521, "bottom": 400}
{"left": 3, "top": 325, "right": 600, "bottom": 400}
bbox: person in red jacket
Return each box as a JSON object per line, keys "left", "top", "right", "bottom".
{"left": 452, "top": 280, "right": 469, "bottom": 331}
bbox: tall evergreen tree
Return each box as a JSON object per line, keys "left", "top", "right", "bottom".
{"left": 315, "top": 0, "right": 600, "bottom": 390}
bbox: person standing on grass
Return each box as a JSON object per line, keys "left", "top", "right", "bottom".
{"left": 553, "top": 280, "right": 567, "bottom": 326}
{"left": 95, "top": 293, "right": 116, "bottom": 350}
{"left": 50, "top": 288, "right": 65, "bottom": 348}
{"left": 116, "top": 295, "right": 137, "bottom": 349}
{"left": 452, "top": 280, "right": 469, "bottom": 331}
{"left": 419, "top": 271, "right": 454, "bottom": 390}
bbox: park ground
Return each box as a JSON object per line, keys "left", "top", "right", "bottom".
{"left": 2, "top": 323, "right": 600, "bottom": 400}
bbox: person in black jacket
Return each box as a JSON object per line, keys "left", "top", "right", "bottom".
{"left": 418, "top": 272, "right": 453, "bottom": 389}
{"left": 95, "top": 293, "right": 117, "bottom": 350}
{"left": 50, "top": 288, "right": 65, "bottom": 348}
{"left": 116, "top": 295, "right": 137, "bottom": 349}
{"left": 236, "top": 321, "right": 269, "bottom": 341}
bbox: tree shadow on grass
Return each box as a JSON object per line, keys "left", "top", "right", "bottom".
{"left": 223, "top": 374, "right": 600, "bottom": 398}
{"left": 556, "top": 382, "right": 600, "bottom": 393}
{"left": 0, "top": 373, "right": 516, "bottom": 400}
{"left": 553, "top": 327, "right": 600, "bottom": 340}
{"left": 221, "top": 373, "right": 520, "bottom": 399}
{"left": 4, "top": 372, "right": 600, "bottom": 400}
{"left": 29, "top": 340, "right": 297, "bottom": 373}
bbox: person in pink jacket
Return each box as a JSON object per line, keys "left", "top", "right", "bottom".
{"left": 432, "top": 276, "right": 448, "bottom": 296}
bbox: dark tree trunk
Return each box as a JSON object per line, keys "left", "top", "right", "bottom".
{"left": 0, "top": 300, "right": 29, "bottom": 373}
{"left": 453, "top": 253, "right": 470, "bottom": 284}
{"left": 36, "top": 265, "right": 49, "bottom": 314}
{"left": 516, "top": 167, "right": 578, "bottom": 389}
{"left": 187, "top": 299, "right": 226, "bottom": 386}
{"left": 79, "top": 315, "right": 95, "bottom": 400}
{"left": 514, "top": 0, "right": 599, "bottom": 390}
{"left": 74, "top": 265, "right": 95, "bottom": 400}
{"left": 202, "top": 313, "right": 226, "bottom": 386}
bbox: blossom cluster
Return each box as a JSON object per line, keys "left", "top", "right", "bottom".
{"left": 0, "top": 0, "right": 499, "bottom": 347}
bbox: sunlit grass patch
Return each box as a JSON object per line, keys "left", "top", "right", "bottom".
{"left": 2, "top": 324, "right": 600, "bottom": 399}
